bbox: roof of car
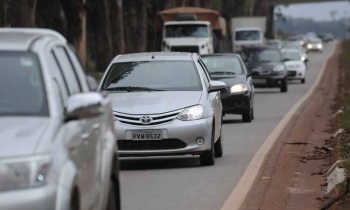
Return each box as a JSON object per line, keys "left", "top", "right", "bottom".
{"left": 241, "top": 46, "right": 277, "bottom": 51}
{"left": 201, "top": 53, "right": 240, "bottom": 58}
{"left": 281, "top": 48, "right": 301, "bottom": 53}
{"left": 0, "top": 28, "right": 66, "bottom": 51}
{"left": 112, "top": 52, "right": 196, "bottom": 63}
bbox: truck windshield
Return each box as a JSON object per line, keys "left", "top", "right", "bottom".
{"left": 0, "top": 52, "right": 48, "bottom": 116}
{"left": 165, "top": 25, "right": 208, "bottom": 38}
{"left": 235, "top": 30, "right": 260, "bottom": 41}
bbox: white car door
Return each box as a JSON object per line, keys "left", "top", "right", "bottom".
{"left": 53, "top": 46, "right": 101, "bottom": 210}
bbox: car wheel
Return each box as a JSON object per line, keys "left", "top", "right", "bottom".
{"left": 69, "top": 190, "right": 80, "bottom": 210}
{"left": 301, "top": 78, "right": 305, "bottom": 84}
{"left": 242, "top": 107, "right": 253, "bottom": 123}
{"left": 106, "top": 178, "right": 121, "bottom": 210}
{"left": 200, "top": 126, "right": 215, "bottom": 166}
{"left": 215, "top": 128, "right": 223, "bottom": 158}
{"left": 280, "top": 78, "right": 288, "bottom": 93}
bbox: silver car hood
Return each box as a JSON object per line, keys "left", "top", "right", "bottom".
{"left": 109, "top": 91, "right": 202, "bottom": 114}
{"left": 0, "top": 117, "right": 49, "bottom": 158}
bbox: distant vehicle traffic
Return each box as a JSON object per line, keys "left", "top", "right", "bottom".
{"left": 99, "top": 52, "right": 227, "bottom": 166}
{"left": 202, "top": 54, "right": 255, "bottom": 122}
{"left": 231, "top": 17, "right": 266, "bottom": 52}
{"left": 155, "top": 7, "right": 227, "bottom": 54}
{"left": 281, "top": 49, "right": 307, "bottom": 83}
{"left": 306, "top": 38, "right": 323, "bottom": 52}
{"left": 241, "top": 47, "right": 288, "bottom": 92}
{"left": 283, "top": 41, "right": 308, "bottom": 63}
{"left": 317, "top": 33, "right": 334, "bottom": 43}
{"left": 0, "top": 29, "right": 120, "bottom": 210}
{"left": 267, "top": 39, "right": 283, "bottom": 49}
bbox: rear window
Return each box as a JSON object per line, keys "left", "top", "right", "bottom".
{"left": 0, "top": 51, "right": 48, "bottom": 116}
{"left": 202, "top": 56, "right": 243, "bottom": 75}
{"left": 102, "top": 61, "right": 202, "bottom": 91}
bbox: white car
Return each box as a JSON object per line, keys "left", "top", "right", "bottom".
{"left": 283, "top": 41, "right": 308, "bottom": 64}
{"left": 281, "top": 49, "right": 306, "bottom": 83}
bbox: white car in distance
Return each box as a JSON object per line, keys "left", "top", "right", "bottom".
{"left": 281, "top": 49, "right": 307, "bottom": 84}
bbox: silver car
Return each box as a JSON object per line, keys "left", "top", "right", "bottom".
{"left": 99, "top": 52, "right": 226, "bottom": 166}
{"left": 0, "top": 29, "right": 120, "bottom": 210}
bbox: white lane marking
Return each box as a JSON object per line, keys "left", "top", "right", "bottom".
{"left": 220, "top": 42, "right": 339, "bottom": 210}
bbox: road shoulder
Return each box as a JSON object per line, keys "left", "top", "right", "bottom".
{"left": 240, "top": 45, "right": 342, "bottom": 210}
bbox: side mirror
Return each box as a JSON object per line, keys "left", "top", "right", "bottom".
{"left": 209, "top": 81, "right": 227, "bottom": 93}
{"left": 87, "top": 75, "right": 99, "bottom": 91}
{"left": 65, "top": 92, "right": 104, "bottom": 123}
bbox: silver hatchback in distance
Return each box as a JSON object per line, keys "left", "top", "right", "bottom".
{"left": 99, "top": 52, "right": 226, "bottom": 166}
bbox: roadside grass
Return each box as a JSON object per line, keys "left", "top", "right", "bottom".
{"left": 338, "top": 40, "right": 350, "bottom": 175}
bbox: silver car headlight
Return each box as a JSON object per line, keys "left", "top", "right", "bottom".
{"left": 273, "top": 65, "right": 285, "bottom": 72}
{"left": 0, "top": 155, "right": 51, "bottom": 192}
{"left": 231, "top": 84, "right": 248, "bottom": 94}
{"left": 177, "top": 105, "right": 203, "bottom": 121}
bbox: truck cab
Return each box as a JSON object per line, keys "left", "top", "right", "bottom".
{"left": 233, "top": 27, "right": 264, "bottom": 51}
{"left": 162, "top": 21, "right": 213, "bottom": 54}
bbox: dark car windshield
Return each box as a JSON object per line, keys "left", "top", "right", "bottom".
{"left": 102, "top": 61, "right": 202, "bottom": 91}
{"left": 282, "top": 51, "right": 301, "bottom": 61}
{"left": 165, "top": 25, "right": 208, "bottom": 38}
{"left": 243, "top": 49, "right": 282, "bottom": 62}
{"left": 202, "top": 56, "right": 243, "bottom": 75}
{"left": 0, "top": 52, "right": 48, "bottom": 116}
{"left": 235, "top": 30, "right": 260, "bottom": 41}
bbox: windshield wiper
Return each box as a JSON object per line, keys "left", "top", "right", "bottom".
{"left": 210, "top": 71, "right": 236, "bottom": 75}
{"left": 104, "top": 86, "right": 165, "bottom": 92}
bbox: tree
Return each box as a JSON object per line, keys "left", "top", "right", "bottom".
{"left": 9, "top": 0, "right": 37, "bottom": 27}
{"left": 59, "top": 0, "right": 87, "bottom": 65}
{"left": 0, "top": 0, "right": 8, "bottom": 26}
{"left": 109, "top": 0, "right": 125, "bottom": 55}
{"left": 87, "top": 0, "right": 113, "bottom": 71}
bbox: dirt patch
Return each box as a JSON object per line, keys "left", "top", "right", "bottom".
{"left": 240, "top": 44, "right": 342, "bottom": 210}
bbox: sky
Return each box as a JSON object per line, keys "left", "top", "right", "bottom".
{"left": 278, "top": 1, "right": 350, "bottom": 21}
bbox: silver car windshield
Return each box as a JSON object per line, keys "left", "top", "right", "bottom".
{"left": 282, "top": 52, "right": 301, "bottom": 61}
{"left": 0, "top": 52, "right": 48, "bottom": 116}
{"left": 202, "top": 56, "right": 243, "bottom": 75}
{"left": 102, "top": 61, "right": 202, "bottom": 91}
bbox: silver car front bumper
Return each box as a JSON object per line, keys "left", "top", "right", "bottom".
{"left": 115, "top": 117, "right": 213, "bottom": 156}
{"left": 0, "top": 184, "right": 58, "bottom": 210}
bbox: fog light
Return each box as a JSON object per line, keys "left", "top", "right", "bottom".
{"left": 196, "top": 138, "right": 205, "bottom": 145}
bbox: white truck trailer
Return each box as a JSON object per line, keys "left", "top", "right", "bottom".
{"left": 231, "top": 17, "right": 266, "bottom": 52}
{"left": 155, "top": 7, "right": 227, "bottom": 54}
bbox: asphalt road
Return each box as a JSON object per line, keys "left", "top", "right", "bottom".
{"left": 119, "top": 43, "right": 336, "bottom": 210}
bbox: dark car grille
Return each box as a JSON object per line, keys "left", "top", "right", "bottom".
{"left": 171, "top": 46, "right": 199, "bottom": 53}
{"left": 288, "top": 71, "right": 297, "bottom": 76}
{"left": 114, "top": 110, "right": 182, "bottom": 127}
{"left": 118, "top": 139, "right": 187, "bottom": 150}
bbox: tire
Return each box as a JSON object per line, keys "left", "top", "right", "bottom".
{"left": 69, "top": 190, "right": 80, "bottom": 210}
{"left": 242, "top": 107, "right": 253, "bottom": 123}
{"left": 200, "top": 127, "right": 215, "bottom": 166}
{"left": 106, "top": 178, "right": 121, "bottom": 210}
{"left": 280, "top": 78, "right": 288, "bottom": 93}
{"left": 215, "top": 129, "right": 223, "bottom": 158}
{"left": 301, "top": 78, "right": 305, "bottom": 84}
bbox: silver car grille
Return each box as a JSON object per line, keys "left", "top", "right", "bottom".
{"left": 114, "top": 109, "right": 183, "bottom": 126}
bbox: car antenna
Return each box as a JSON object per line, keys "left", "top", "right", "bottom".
{"left": 151, "top": 30, "right": 157, "bottom": 59}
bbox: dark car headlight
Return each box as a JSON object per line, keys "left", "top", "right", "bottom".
{"left": 231, "top": 84, "right": 248, "bottom": 94}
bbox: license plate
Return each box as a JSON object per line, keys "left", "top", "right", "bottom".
{"left": 131, "top": 130, "right": 162, "bottom": 140}
{"left": 253, "top": 79, "right": 266, "bottom": 84}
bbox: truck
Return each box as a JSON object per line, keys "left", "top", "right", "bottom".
{"left": 154, "top": 7, "right": 227, "bottom": 54}
{"left": 231, "top": 17, "right": 266, "bottom": 52}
